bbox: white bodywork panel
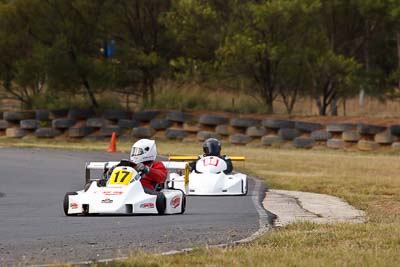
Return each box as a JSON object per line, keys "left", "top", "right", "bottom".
{"left": 65, "top": 164, "right": 185, "bottom": 215}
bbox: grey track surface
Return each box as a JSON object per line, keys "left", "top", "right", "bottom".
{"left": 0, "top": 148, "right": 261, "bottom": 265}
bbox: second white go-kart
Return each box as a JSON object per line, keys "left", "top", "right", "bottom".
{"left": 163, "top": 156, "right": 248, "bottom": 196}
{"left": 63, "top": 161, "right": 186, "bottom": 216}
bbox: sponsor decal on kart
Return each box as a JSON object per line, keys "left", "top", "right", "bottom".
{"left": 103, "top": 191, "right": 123, "bottom": 195}
{"left": 70, "top": 203, "right": 79, "bottom": 209}
{"left": 140, "top": 202, "right": 155, "bottom": 209}
{"left": 170, "top": 196, "right": 181, "bottom": 208}
{"left": 101, "top": 198, "right": 113, "bottom": 203}
{"left": 202, "top": 157, "right": 219, "bottom": 167}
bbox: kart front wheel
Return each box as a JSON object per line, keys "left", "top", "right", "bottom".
{"left": 180, "top": 194, "right": 186, "bottom": 214}
{"left": 156, "top": 192, "right": 166, "bottom": 215}
{"left": 63, "top": 192, "right": 78, "bottom": 216}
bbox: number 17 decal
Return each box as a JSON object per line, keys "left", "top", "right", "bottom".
{"left": 109, "top": 170, "right": 133, "bottom": 185}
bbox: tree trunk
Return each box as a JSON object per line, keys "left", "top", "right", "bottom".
{"left": 397, "top": 31, "right": 400, "bottom": 88}
{"left": 82, "top": 79, "right": 99, "bottom": 109}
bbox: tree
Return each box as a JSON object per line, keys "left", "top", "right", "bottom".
{"left": 217, "top": 0, "right": 320, "bottom": 113}
{"left": 13, "top": 0, "right": 112, "bottom": 109}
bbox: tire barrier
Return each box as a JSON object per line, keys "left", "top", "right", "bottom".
{"left": 293, "top": 137, "right": 315, "bottom": 149}
{"left": 4, "top": 111, "right": 35, "bottom": 121}
{"left": 246, "top": 126, "right": 266, "bottom": 137}
{"left": 132, "top": 127, "right": 155, "bottom": 138}
{"left": 310, "top": 130, "right": 332, "bottom": 141}
{"left": 132, "top": 111, "right": 160, "bottom": 122}
{"left": 166, "top": 111, "right": 192, "bottom": 123}
{"left": 262, "top": 118, "right": 294, "bottom": 129}
{"left": 229, "top": 118, "right": 260, "bottom": 128}
{"left": 103, "top": 110, "right": 131, "bottom": 120}
{"left": 0, "top": 120, "right": 8, "bottom": 130}
{"left": 1, "top": 108, "right": 400, "bottom": 151}
{"left": 35, "top": 128, "right": 61, "bottom": 138}
{"left": 278, "top": 128, "right": 301, "bottom": 140}
{"left": 20, "top": 120, "right": 39, "bottom": 130}
{"left": 198, "top": 115, "right": 229, "bottom": 126}
{"left": 342, "top": 131, "right": 360, "bottom": 142}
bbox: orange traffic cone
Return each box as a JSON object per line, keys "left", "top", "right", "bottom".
{"left": 107, "top": 132, "right": 117, "bottom": 152}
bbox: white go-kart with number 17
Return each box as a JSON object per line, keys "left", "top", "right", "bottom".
{"left": 63, "top": 161, "right": 186, "bottom": 216}
{"left": 164, "top": 156, "right": 248, "bottom": 196}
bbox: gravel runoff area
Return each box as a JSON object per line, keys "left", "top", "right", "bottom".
{"left": 263, "top": 190, "right": 366, "bottom": 226}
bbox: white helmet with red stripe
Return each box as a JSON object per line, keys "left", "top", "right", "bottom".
{"left": 130, "top": 139, "right": 157, "bottom": 164}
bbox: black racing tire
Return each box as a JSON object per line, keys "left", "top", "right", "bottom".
{"left": 242, "top": 179, "right": 248, "bottom": 196}
{"left": 198, "top": 115, "right": 229, "bottom": 126}
{"left": 0, "top": 120, "right": 9, "bottom": 130}
{"left": 68, "top": 108, "right": 95, "bottom": 120}
{"left": 357, "top": 123, "right": 386, "bottom": 135}
{"left": 293, "top": 137, "right": 315, "bottom": 149}
{"left": 150, "top": 118, "right": 172, "bottom": 130}
{"left": 86, "top": 118, "right": 108, "bottom": 128}
{"left": 35, "top": 110, "right": 50, "bottom": 121}
{"left": 63, "top": 192, "right": 78, "bottom": 216}
{"left": 311, "top": 130, "right": 332, "bottom": 141}
{"left": 229, "top": 134, "right": 251, "bottom": 145}
{"left": 165, "top": 129, "right": 188, "bottom": 139}
{"left": 132, "top": 127, "right": 155, "bottom": 138}
{"left": 156, "top": 192, "right": 166, "bottom": 215}
{"left": 166, "top": 111, "right": 192, "bottom": 123}
{"left": 3, "top": 111, "right": 35, "bottom": 121}
{"left": 35, "top": 128, "right": 62, "bottom": 138}
{"left": 100, "top": 126, "right": 122, "bottom": 137}
{"left": 118, "top": 119, "right": 140, "bottom": 129}
{"left": 326, "top": 123, "right": 356, "bottom": 133}
{"left": 278, "top": 128, "right": 300, "bottom": 140}
{"left": 342, "top": 131, "right": 360, "bottom": 142}
{"left": 20, "top": 119, "right": 39, "bottom": 130}
{"left": 103, "top": 110, "right": 131, "bottom": 120}
{"left": 196, "top": 131, "right": 221, "bottom": 141}
{"left": 295, "top": 121, "right": 323, "bottom": 132}
{"left": 374, "top": 132, "right": 394, "bottom": 144}
{"left": 230, "top": 118, "right": 260, "bottom": 128}
{"left": 180, "top": 193, "right": 186, "bottom": 214}
{"left": 262, "top": 118, "right": 294, "bottom": 129}
{"left": 68, "top": 127, "right": 95, "bottom": 138}
{"left": 52, "top": 119, "right": 76, "bottom": 129}
{"left": 390, "top": 125, "right": 400, "bottom": 136}
{"left": 132, "top": 111, "right": 160, "bottom": 122}
{"left": 246, "top": 126, "right": 266, "bottom": 137}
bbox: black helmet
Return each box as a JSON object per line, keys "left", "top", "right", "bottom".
{"left": 203, "top": 138, "right": 221, "bottom": 156}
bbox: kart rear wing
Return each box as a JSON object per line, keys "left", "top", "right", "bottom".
{"left": 84, "top": 161, "right": 189, "bottom": 186}
{"left": 168, "top": 156, "right": 246, "bottom": 161}
{"left": 85, "top": 161, "right": 120, "bottom": 184}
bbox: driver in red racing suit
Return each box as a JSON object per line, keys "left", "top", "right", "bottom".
{"left": 105, "top": 139, "right": 167, "bottom": 194}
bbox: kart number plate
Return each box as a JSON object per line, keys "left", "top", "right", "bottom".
{"left": 109, "top": 170, "right": 134, "bottom": 185}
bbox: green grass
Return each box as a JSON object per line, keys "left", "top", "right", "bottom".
{"left": 1, "top": 138, "right": 400, "bottom": 266}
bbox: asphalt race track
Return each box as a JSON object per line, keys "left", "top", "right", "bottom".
{"left": 0, "top": 148, "right": 263, "bottom": 265}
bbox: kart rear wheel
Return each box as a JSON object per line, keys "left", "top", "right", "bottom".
{"left": 242, "top": 179, "right": 248, "bottom": 196}
{"left": 180, "top": 194, "right": 186, "bottom": 214}
{"left": 63, "top": 192, "right": 78, "bottom": 216}
{"left": 156, "top": 192, "right": 166, "bottom": 215}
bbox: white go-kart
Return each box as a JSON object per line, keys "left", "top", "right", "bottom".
{"left": 164, "top": 156, "right": 248, "bottom": 196}
{"left": 63, "top": 161, "right": 186, "bottom": 216}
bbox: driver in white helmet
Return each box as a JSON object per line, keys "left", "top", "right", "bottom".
{"left": 105, "top": 139, "right": 167, "bottom": 194}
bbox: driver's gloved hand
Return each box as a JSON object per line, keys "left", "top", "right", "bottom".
{"left": 135, "top": 163, "right": 150, "bottom": 175}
